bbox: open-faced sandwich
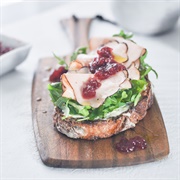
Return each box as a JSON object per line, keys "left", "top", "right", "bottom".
{"left": 48, "top": 31, "right": 157, "bottom": 140}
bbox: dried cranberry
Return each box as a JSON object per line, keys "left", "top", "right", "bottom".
{"left": 49, "top": 66, "right": 67, "bottom": 82}
{"left": 115, "top": 136, "right": 147, "bottom": 153}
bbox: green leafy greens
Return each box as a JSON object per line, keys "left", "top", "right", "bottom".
{"left": 113, "top": 30, "right": 133, "bottom": 39}
{"left": 48, "top": 83, "right": 91, "bottom": 120}
{"left": 53, "top": 53, "right": 68, "bottom": 70}
{"left": 139, "top": 51, "right": 158, "bottom": 78}
{"left": 70, "top": 47, "right": 88, "bottom": 61}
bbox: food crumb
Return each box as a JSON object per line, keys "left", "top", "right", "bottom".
{"left": 36, "top": 97, "right": 41, "bottom": 101}
{"left": 45, "top": 66, "right": 51, "bottom": 71}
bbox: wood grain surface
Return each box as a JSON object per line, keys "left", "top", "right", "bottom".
{"left": 32, "top": 57, "right": 169, "bottom": 168}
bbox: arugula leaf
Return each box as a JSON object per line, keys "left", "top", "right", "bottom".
{"left": 48, "top": 83, "right": 91, "bottom": 118}
{"left": 53, "top": 53, "right": 68, "bottom": 69}
{"left": 55, "top": 96, "right": 68, "bottom": 109}
{"left": 131, "top": 79, "right": 148, "bottom": 106}
{"left": 113, "top": 30, "right": 133, "bottom": 39}
{"left": 139, "top": 51, "right": 158, "bottom": 78}
{"left": 68, "top": 101, "right": 90, "bottom": 117}
{"left": 47, "top": 82, "right": 63, "bottom": 102}
{"left": 70, "top": 47, "right": 88, "bottom": 61}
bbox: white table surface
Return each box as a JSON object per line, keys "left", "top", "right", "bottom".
{"left": 1, "top": 2, "right": 180, "bottom": 180}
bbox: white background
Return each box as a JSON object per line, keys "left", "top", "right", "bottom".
{"left": 1, "top": 1, "right": 180, "bottom": 180}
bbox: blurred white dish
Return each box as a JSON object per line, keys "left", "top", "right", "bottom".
{"left": 112, "top": 1, "right": 179, "bottom": 35}
{"left": 0, "top": 34, "right": 31, "bottom": 76}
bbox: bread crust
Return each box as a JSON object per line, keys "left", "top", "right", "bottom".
{"left": 53, "top": 82, "right": 153, "bottom": 140}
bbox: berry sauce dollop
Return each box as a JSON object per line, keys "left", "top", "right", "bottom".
{"left": 115, "top": 136, "right": 147, "bottom": 153}
{"left": 82, "top": 78, "right": 101, "bottom": 99}
{"left": 0, "top": 42, "right": 13, "bottom": 56}
{"left": 90, "top": 47, "right": 126, "bottom": 80}
{"left": 49, "top": 66, "right": 67, "bottom": 82}
{"left": 82, "top": 47, "right": 126, "bottom": 99}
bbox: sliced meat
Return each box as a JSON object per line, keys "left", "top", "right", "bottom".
{"left": 88, "top": 37, "right": 146, "bottom": 68}
{"left": 119, "top": 78, "right": 132, "bottom": 89}
{"left": 89, "top": 37, "right": 111, "bottom": 51}
{"left": 63, "top": 73, "right": 93, "bottom": 104}
{"left": 69, "top": 54, "right": 96, "bottom": 71}
{"left": 134, "top": 59, "right": 140, "bottom": 69}
{"left": 63, "top": 71, "right": 128, "bottom": 108}
{"left": 94, "top": 71, "right": 127, "bottom": 106}
{"left": 76, "top": 54, "right": 96, "bottom": 66}
{"left": 113, "top": 37, "right": 146, "bottom": 68}
{"left": 105, "top": 42, "right": 128, "bottom": 63}
{"left": 69, "top": 61, "right": 82, "bottom": 71}
{"left": 127, "top": 63, "right": 140, "bottom": 80}
{"left": 61, "top": 74, "right": 75, "bottom": 99}
{"left": 68, "top": 67, "right": 91, "bottom": 74}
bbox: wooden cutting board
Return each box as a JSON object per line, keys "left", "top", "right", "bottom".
{"left": 31, "top": 16, "right": 169, "bottom": 168}
{"left": 32, "top": 57, "right": 169, "bottom": 168}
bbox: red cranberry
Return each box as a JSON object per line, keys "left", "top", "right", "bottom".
{"left": 89, "top": 47, "right": 113, "bottom": 74}
{"left": 97, "top": 47, "right": 112, "bottom": 57}
{"left": 82, "top": 78, "right": 101, "bottom": 99}
{"left": 115, "top": 136, "right": 147, "bottom": 153}
{"left": 49, "top": 66, "right": 67, "bottom": 82}
{"left": 130, "top": 136, "right": 147, "bottom": 150}
{"left": 95, "top": 69, "right": 109, "bottom": 80}
{"left": 82, "top": 87, "right": 96, "bottom": 99}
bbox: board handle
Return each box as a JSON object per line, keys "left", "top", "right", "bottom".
{"left": 60, "top": 15, "right": 92, "bottom": 50}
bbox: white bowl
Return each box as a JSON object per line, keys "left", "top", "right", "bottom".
{"left": 111, "top": 1, "right": 179, "bottom": 35}
{"left": 0, "top": 34, "right": 31, "bottom": 76}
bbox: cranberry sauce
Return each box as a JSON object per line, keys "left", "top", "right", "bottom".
{"left": 82, "top": 47, "right": 126, "bottom": 99}
{"left": 0, "top": 42, "right": 13, "bottom": 56}
{"left": 89, "top": 47, "right": 126, "bottom": 80}
{"left": 82, "top": 78, "right": 101, "bottom": 99}
{"left": 49, "top": 66, "right": 67, "bottom": 82}
{"left": 115, "top": 136, "right": 147, "bottom": 153}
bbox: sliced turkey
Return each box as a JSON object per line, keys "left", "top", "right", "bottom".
{"left": 113, "top": 37, "right": 145, "bottom": 68}
{"left": 127, "top": 63, "right": 140, "bottom": 80}
{"left": 89, "top": 37, "right": 145, "bottom": 68}
{"left": 119, "top": 78, "right": 132, "bottom": 89}
{"left": 61, "top": 74, "right": 75, "bottom": 99}
{"left": 63, "top": 71, "right": 129, "bottom": 108}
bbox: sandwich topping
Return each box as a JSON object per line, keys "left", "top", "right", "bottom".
{"left": 48, "top": 31, "right": 157, "bottom": 121}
